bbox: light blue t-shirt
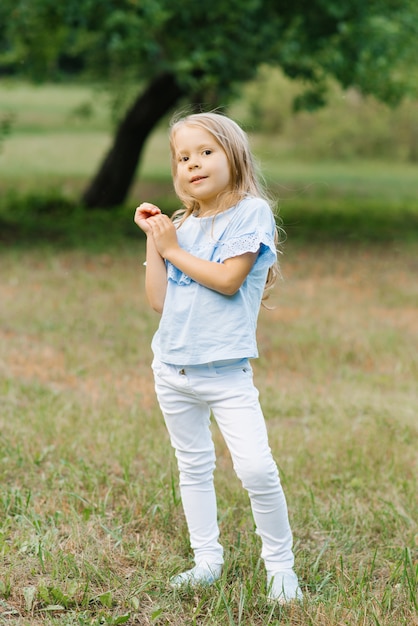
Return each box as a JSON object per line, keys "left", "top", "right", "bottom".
{"left": 151, "top": 196, "right": 277, "bottom": 365}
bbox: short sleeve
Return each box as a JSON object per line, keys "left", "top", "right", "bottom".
{"left": 217, "top": 198, "right": 277, "bottom": 270}
{"left": 166, "top": 197, "right": 277, "bottom": 285}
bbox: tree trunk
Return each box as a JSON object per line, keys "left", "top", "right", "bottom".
{"left": 82, "top": 72, "right": 184, "bottom": 208}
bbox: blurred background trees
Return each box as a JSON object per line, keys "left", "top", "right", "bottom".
{"left": 1, "top": 0, "right": 417, "bottom": 208}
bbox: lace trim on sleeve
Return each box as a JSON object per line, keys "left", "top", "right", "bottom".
{"left": 218, "top": 231, "right": 277, "bottom": 269}
{"left": 166, "top": 231, "right": 276, "bottom": 285}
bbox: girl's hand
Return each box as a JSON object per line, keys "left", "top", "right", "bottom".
{"left": 134, "top": 203, "right": 161, "bottom": 234}
{"left": 147, "top": 213, "right": 179, "bottom": 258}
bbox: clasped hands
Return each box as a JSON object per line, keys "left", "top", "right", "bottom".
{"left": 134, "top": 203, "right": 179, "bottom": 258}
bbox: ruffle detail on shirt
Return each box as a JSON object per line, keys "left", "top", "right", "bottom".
{"left": 167, "top": 262, "right": 193, "bottom": 285}
{"left": 218, "top": 231, "right": 277, "bottom": 269}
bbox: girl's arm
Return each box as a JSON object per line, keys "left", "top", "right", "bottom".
{"left": 148, "top": 213, "right": 257, "bottom": 296}
{"left": 144, "top": 235, "right": 167, "bottom": 313}
{"left": 134, "top": 204, "right": 167, "bottom": 313}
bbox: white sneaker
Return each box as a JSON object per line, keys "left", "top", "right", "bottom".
{"left": 267, "top": 569, "right": 303, "bottom": 604}
{"left": 170, "top": 563, "right": 222, "bottom": 588}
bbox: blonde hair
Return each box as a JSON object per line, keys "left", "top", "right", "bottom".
{"left": 169, "top": 111, "right": 282, "bottom": 300}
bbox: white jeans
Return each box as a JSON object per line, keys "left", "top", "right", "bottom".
{"left": 152, "top": 358, "right": 295, "bottom": 573}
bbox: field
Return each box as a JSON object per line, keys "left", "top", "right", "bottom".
{"left": 0, "top": 82, "right": 417, "bottom": 625}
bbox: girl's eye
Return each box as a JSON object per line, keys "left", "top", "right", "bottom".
{"left": 203, "top": 149, "right": 212, "bottom": 155}
{"left": 179, "top": 156, "right": 188, "bottom": 162}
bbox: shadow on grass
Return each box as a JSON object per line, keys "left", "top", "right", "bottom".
{"left": 1, "top": 190, "right": 417, "bottom": 249}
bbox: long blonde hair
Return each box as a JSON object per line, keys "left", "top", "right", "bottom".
{"left": 169, "top": 111, "right": 282, "bottom": 299}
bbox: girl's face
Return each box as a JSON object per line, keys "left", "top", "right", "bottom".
{"left": 173, "top": 124, "right": 232, "bottom": 214}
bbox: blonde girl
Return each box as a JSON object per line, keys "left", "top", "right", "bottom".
{"left": 134, "top": 112, "right": 302, "bottom": 603}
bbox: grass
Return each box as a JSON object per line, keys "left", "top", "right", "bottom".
{"left": 0, "top": 239, "right": 417, "bottom": 625}
{"left": 0, "top": 80, "right": 417, "bottom": 624}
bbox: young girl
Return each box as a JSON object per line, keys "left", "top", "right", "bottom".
{"left": 134, "top": 112, "right": 302, "bottom": 604}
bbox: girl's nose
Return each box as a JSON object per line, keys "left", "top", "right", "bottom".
{"left": 188, "top": 158, "right": 200, "bottom": 169}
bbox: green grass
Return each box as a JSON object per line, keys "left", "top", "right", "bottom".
{"left": 0, "top": 81, "right": 417, "bottom": 624}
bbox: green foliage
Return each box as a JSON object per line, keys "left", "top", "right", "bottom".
{"left": 0, "top": 191, "right": 142, "bottom": 249}
{"left": 1, "top": 0, "right": 417, "bottom": 106}
{"left": 239, "top": 67, "right": 418, "bottom": 162}
{"left": 1, "top": 186, "right": 417, "bottom": 250}
{"left": 0, "top": 110, "right": 14, "bottom": 153}
{"left": 2, "top": 1, "right": 417, "bottom": 208}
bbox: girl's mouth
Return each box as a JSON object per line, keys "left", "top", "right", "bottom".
{"left": 190, "top": 176, "right": 207, "bottom": 183}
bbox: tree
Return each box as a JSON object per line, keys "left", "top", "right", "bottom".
{"left": 1, "top": 0, "right": 417, "bottom": 207}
